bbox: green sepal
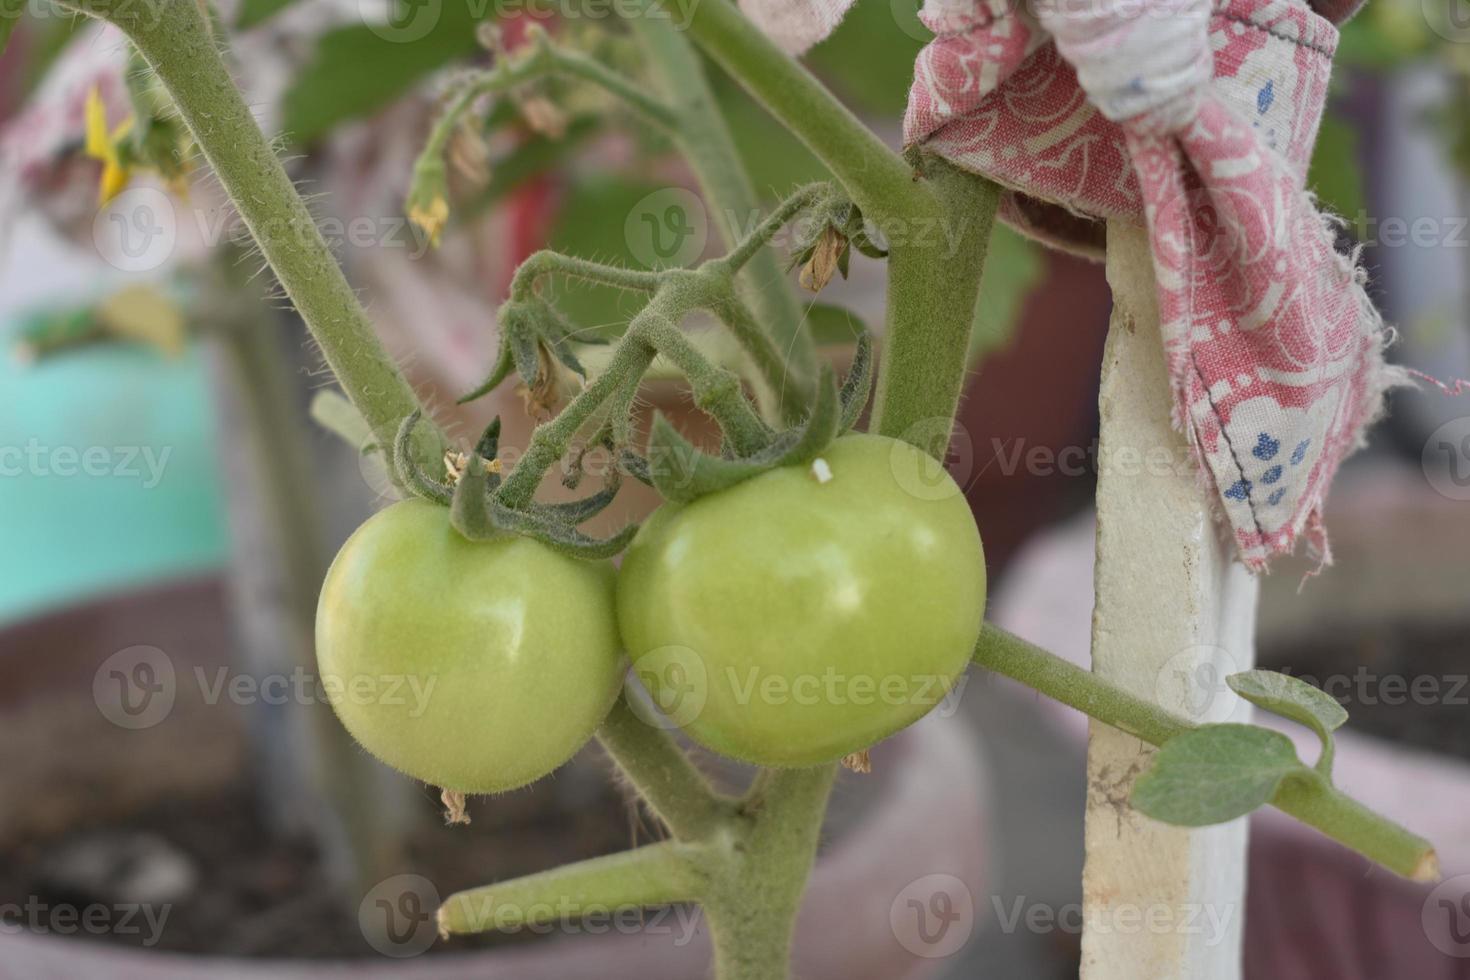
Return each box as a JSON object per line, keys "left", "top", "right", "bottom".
{"left": 394, "top": 410, "right": 453, "bottom": 505}
{"left": 449, "top": 451, "right": 498, "bottom": 540}
{"left": 529, "top": 469, "right": 622, "bottom": 525}
{"left": 473, "top": 416, "right": 503, "bottom": 465}
{"left": 489, "top": 500, "right": 638, "bottom": 559}
{"left": 838, "top": 333, "right": 873, "bottom": 434}
{"left": 619, "top": 449, "right": 653, "bottom": 487}
{"left": 506, "top": 307, "right": 543, "bottom": 388}
{"left": 457, "top": 341, "right": 515, "bottom": 405}
{"left": 649, "top": 366, "right": 839, "bottom": 504}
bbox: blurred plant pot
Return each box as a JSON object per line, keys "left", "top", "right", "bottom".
{"left": 0, "top": 577, "right": 990, "bottom": 979}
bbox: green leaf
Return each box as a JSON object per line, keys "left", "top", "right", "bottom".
{"left": 803, "top": 302, "right": 867, "bottom": 348}
{"left": 969, "top": 224, "right": 1042, "bottom": 366}
{"left": 235, "top": 0, "right": 299, "bottom": 30}
{"left": 1132, "top": 724, "right": 1309, "bottom": 827}
{"left": 280, "top": 10, "right": 484, "bottom": 143}
{"left": 1227, "top": 670, "right": 1347, "bottom": 776}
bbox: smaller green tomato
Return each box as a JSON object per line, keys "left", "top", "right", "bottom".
{"left": 617, "top": 433, "right": 986, "bottom": 767}
{"left": 315, "top": 500, "right": 623, "bottom": 794}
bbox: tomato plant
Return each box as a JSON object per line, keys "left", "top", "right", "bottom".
{"left": 619, "top": 433, "right": 986, "bottom": 766}
{"left": 54, "top": 0, "right": 1436, "bottom": 975}
{"left": 315, "top": 499, "right": 622, "bottom": 794}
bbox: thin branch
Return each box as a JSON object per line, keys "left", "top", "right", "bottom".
{"left": 973, "top": 625, "right": 1439, "bottom": 880}
{"left": 597, "top": 693, "right": 734, "bottom": 841}
{"left": 437, "top": 840, "right": 713, "bottom": 936}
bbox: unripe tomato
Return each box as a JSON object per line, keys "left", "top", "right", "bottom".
{"left": 316, "top": 500, "right": 623, "bottom": 793}
{"left": 617, "top": 433, "right": 986, "bottom": 767}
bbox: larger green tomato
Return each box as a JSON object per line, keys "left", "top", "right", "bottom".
{"left": 316, "top": 500, "right": 623, "bottom": 793}
{"left": 617, "top": 433, "right": 986, "bottom": 767}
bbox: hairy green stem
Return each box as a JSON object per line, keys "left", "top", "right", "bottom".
{"left": 872, "top": 162, "right": 1001, "bottom": 453}
{"left": 495, "top": 278, "right": 772, "bottom": 507}
{"left": 597, "top": 693, "right": 734, "bottom": 841}
{"left": 437, "top": 840, "right": 712, "bottom": 936}
{"left": 628, "top": 13, "right": 816, "bottom": 417}
{"left": 64, "top": 0, "right": 438, "bottom": 469}
{"left": 511, "top": 249, "right": 663, "bottom": 298}
{"left": 652, "top": 0, "right": 925, "bottom": 226}
{"left": 973, "top": 625, "right": 1439, "bottom": 880}
{"left": 705, "top": 766, "right": 836, "bottom": 980}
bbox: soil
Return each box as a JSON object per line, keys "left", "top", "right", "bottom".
{"left": 1259, "top": 619, "right": 1470, "bottom": 763}
{"left": 0, "top": 764, "right": 642, "bottom": 959}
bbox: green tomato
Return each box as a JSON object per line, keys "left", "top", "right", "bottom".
{"left": 617, "top": 433, "right": 986, "bottom": 767}
{"left": 315, "top": 499, "right": 623, "bottom": 793}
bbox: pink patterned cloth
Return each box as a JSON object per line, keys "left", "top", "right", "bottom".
{"left": 902, "top": 0, "right": 1393, "bottom": 570}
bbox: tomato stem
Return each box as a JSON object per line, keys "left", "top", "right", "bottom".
{"left": 974, "top": 625, "right": 1439, "bottom": 880}
{"left": 59, "top": 0, "right": 443, "bottom": 481}
{"left": 437, "top": 840, "right": 713, "bottom": 937}
{"left": 596, "top": 693, "right": 734, "bottom": 841}
{"left": 629, "top": 12, "right": 817, "bottom": 413}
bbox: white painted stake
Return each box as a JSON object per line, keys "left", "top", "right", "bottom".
{"left": 1080, "top": 223, "right": 1261, "bottom": 980}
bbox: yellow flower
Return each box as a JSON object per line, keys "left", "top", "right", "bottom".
{"left": 84, "top": 86, "right": 136, "bottom": 206}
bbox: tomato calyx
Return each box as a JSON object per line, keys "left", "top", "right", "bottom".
{"left": 647, "top": 334, "right": 872, "bottom": 505}
{"left": 458, "top": 296, "right": 605, "bottom": 408}
{"left": 391, "top": 410, "right": 636, "bottom": 559}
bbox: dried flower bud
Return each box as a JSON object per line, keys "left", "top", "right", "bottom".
{"left": 799, "top": 225, "right": 847, "bottom": 293}
{"left": 518, "top": 95, "right": 568, "bottom": 140}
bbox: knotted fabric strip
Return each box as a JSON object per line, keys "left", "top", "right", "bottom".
{"left": 901, "top": 0, "right": 1393, "bottom": 571}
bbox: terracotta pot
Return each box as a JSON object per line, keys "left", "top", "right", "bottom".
{"left": 0, "top": 578, "right": 990, "bottom": 979}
